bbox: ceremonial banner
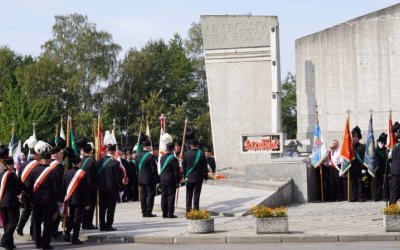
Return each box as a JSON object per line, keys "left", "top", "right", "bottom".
{"left": 340, "top": 116, "right": 355, "bottom": 173}
{"left": 364, "top": 114, "right": 377, "bottom": 177}
{"left": 311, "top": 121, "right": 328, "bottom": 167}
{"left": 388, "top": 111, "right": 396, "bottom": 149}
{"left": 68, "top": 116, "right": 78, "bottom": 154}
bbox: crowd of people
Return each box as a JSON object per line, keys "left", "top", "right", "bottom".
{"left": 318, "top": 124, "right": 400, "bottom": 204}
{"left": 0, "top": 131, "right": 215, "bottom": 250}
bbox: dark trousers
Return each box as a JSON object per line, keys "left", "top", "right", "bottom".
{"left": 17, "top": 199, "right": 32, "bottom": 234}
{"left": 66, "top": 205, "right": 84, "bottom": 241}
{"left": 52, "top": 203, "right": 61, "bottom": 235}
{"left": 1, "top": 207, "right": 20, "bottom": 248}
{"left": 160, "top": 184, "right": 176, "bottom": 217}
{"left": 374, "top": 173, "right": 384, "bottom": 201}
{"left": 140, "top": 184, "right": 156, "bottom": 215}
{"left": 389, "top": 174, "right": 400, "bottom": 205}
{"left": 186, "top": 182, "right": 203, "bottom": 211}
{"left": 133, "top": 181, "right": 139, "bottom": 201}
{"left": 328, "top": 166, "right": 344, "bottom": 201}
{"left": 350, "top": 172, "right": 364, "bottom": 201}
{"left": 99, "top": 191, "right": 117, "bottom": 229}
{"left": 32, "top": 204, "right": 53, "bottom": 248}
{"left": 82, "top": 190, "right": 97, "bottom": 228}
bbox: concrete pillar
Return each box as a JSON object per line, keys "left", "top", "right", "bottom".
{"left": 270, "top": 26, "right": 282, "bottom": 133}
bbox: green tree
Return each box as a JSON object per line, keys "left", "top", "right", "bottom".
{"left": 281, "top": 72, "right": 297, "bottom": 139}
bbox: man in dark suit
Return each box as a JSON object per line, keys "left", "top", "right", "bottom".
{"left": 77, "top": 138, "right": 98, "bottom": 230}
{"left": 205, "top": 148, "right": 216, "bottom": 173}
{"left": 159, "top": 142, "right": 181, "bottom": 218}
{"left": 0, "top": 156, "right": 24, "bottom": 250}
{"left": 97, "top": 132, "right": 121, "bottom": 231}
{"left": 389, "top": 122, "right": 400, "bottom": 205}
{"left": 182, "top": 139, "right": 208, "bottom": 212}
{"left": 375, "top": 133, "right": 388, "bottom": 201}
{"left": 136, "top": 138, "right": 159, "bottom": 217}
{"left": 63, "top": 155, "right": 90, "bottom": 245}
{"left": 16, "top": 136, "right": 40, "bottom": 237}
{"left": 350, "top": 126, "right": 366, "bottom": 202}
{"left": 26, "top": 141, "right": 60, "bottom": 250}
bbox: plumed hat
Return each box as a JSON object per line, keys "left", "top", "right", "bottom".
{"left": 139, "top": 133, "right": 151, "bottom": 147}
{"left": 377, "top": 133, "right": 388, "bottom": 144}
{"left": 166, "top": 142, "right": 174, "bottom": 151}
{"left": 160, "top": 133, "right": 173, "bottom": 145}
{"left": 34, "top": 141, "right": 52, "bottom": 159}
{"left": 3, "top": 157, "right": 14, "bottom": 166}
{"left": 72, "top": 154, "right": 81, "bottom": 165}
{"left": 23, "top": 136, "right": 38, "bottom": 154}
{"left": 104, "top": 131, "right": 117, "bottom": 151}
{"left": 351, "top": 126, "right": 362, "bottom": 139}
{"left": 77, "top": 137, "right": 92, "bottom": 153}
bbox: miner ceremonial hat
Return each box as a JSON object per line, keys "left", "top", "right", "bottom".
{"left": 104, "top": 131, "right": 117, "bottom": 151}
{"left": 351, "top": 126, "right": 362, "bottom": 139}
{"left": 77, "top": 137, "right": 92, "bottom": 153}
{"left": 0, "top": 145, "right": 10, "bottom": 160}
{"left": 34, "top": 140, "right": 52, "bottom": 159}
{"left": 392, "top": 122, "right": 400, "bottom": 134}
{"left": 3, "top": 157, "right": 14, "bottom": 166}
{"left": 166, "top": 142, "right": 174, "bottom": 151}
{"left": 23, "top": 136, "right": 38, "bottom": 155}
{"left": 139, "top": 133, "right": 151, "bottom": 147}
{"left": 377, "top": 133, "right": 388, "bottom": 144}
{"left": 72, "top": 154, "right": 82, "bottom": 164}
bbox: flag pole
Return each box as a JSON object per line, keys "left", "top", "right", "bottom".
{"left": 137, "top": 110, "right": 144, "bottom": 204}
{"left": 316, "top": 109, "right": 324, "bottom": 202}
{"left": 63, "top": 115, "right": 71, "bottom": 233}
{"left": 346, "top": 110, "right": 351, "bottom": 202}
{"left": 95, "top": 112, "right": 101, "bottom": 228}
{"left": 176, "top": 117, "right": 188, "bottom": 208}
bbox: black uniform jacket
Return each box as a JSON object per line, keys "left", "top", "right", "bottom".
{"left": 97, "top": 156, "right": 121, "bottom": 193}
{"left": 81, "top": 156, "right": 97, "bottom": 191}
{"left": 62, "top": 167, "right": 90, "bottom": 206}
{"left": 159, "top": 153, "right": 181, "bottom": 186}
{"left": 0, "top": 169, "right": 24, "bottom": 208}
{"left": 182, "top": 149, "right": 208, "bottom": 183}
{"left": 136, "top": 150, "right": 159, "bottom": 185}
{"left": 25, "top": 164, "right": 59, "bottom": 205}
{"left": 350, "top": 143, "right": 366, "bottom": 176}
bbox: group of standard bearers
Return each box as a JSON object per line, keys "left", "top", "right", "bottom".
{"left": 0, "top": 131, "right": 209, "bottom": 250}
{"left": 321, "top": 124, "right": 400, "bottom": 204}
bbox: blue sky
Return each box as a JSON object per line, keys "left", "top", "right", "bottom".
{"left": 1, "top": 0, "right": 399, "bottom": 76}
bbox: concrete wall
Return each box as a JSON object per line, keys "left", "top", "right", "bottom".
{"left": 296, "top": 4, "right": 400, "bottom": 146}
{"left": 201, "top": 15, "right": 281, "bottom": 171}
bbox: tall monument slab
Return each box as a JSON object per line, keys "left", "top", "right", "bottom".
{"left": 201, "top": 15, "right": 282, "bottom": 172}
{"left": 296, "top": 4, "right": 400, "bottom": 144}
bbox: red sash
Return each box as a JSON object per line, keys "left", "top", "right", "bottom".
{"left": 21, "top": 160, "right": 39, "bottom": 183}
{"left": 64, "top": 169, "right": 86, "bottom": 202}
{"left": 328, "top": 152, "right": 341, "bottom": 171}
{"left": 33, "top": 167, "right": 53, "bottom": 193}
{"left": 0, "top": 171, "right": 11, "bottom": 202}
{"left": 49, "top": 160, "right": 60, "bottom": 170}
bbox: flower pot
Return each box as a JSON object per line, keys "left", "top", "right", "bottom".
{"left": 383, "top": 215, "right": 400, "bottom": 232}
{"left": 188, "top": 218, "right": 214, "bottom": 233}
{"left": 256, "top": 217, "right": 288, "bottom": 234}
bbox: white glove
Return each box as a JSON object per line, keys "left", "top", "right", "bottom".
{"left": 339, "top": 171, "right": 344, "bottom": 177}
{"left": 362, "top": 169, "right": 366, "bottom": 174}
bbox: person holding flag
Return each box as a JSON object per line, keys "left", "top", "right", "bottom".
{"left": 375, "top": 133, "right": 388, "bottom": 201}
{"left": 136, "top": 134, "right": 159, "bottom": 217}
{"left": 159, "top": 142, "right": 180, "bottom": 218}
{"left": 76, "top": 138, "right": 98, "bottom": 230}
{"left": 97, "top": 131, "right": 121, "bottom": 231}
{"left": 389, "top": 122, "right": 400, "bottom": 205}
{"left": 16, "top": 136, "right": 40, "bottom": 237}
{"left": 327, "top": 140, "right": 344, "bottom": 202}
{"left": 62, "top": 154, "right": 89, "bottom": 245}
{"left": 350, "top": 126, "right": 366, "bottom": 202}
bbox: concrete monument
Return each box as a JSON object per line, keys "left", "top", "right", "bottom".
{"left": 201, "top": 15, "right": 282, "bottom": 172}
{"left": 296, "top": 4, "right": 400, "bottom": 145}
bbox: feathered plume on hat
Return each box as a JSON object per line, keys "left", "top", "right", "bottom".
{"left": 351, "top": 126, "right": 362, "bottom": 139}
{"left": 34, "top": 140, "right": 52, "bottom": 159}
{"left": 23, "top": 136, "right": 37, "bottom": 150}
{"left": 104, "top": 130, "right": 117, "bottom": 151}
{"left": 160, "top": 133, "right": 173, "bottom": 145}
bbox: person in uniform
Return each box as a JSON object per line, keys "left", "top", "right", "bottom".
{"left": 131, "top": 147, "right": 139, "bottom": 201}
{"left": 97, "top": 131, "right": 121, "bottom": 231}
{"left": 0, "top": 150, "right": 24, "bottom": 250}
{"left": 350, "top": 126, "right": 366, "bottom": 202}
{"left": 327, "top": 140, "right": 343, "bottom": 201}
{"left": 63, "top": 154, "right": 89, "bottom": 245}
{"left": 26, "top": 141, "right": 60, "bottom": 250}
{"left": 375, "top": 133, "right": 388, "bottom": 201}
{"left": 205, "top": 148, "right": 216, "bottom": 174}
{"left": 182, "top": 139, "right": 208, "bottom": 212}
{"left": 16, "top": 136, "right": 40, "bottom": 237}
{"left": 136, "top": 136, "right": 159, "bottom": 217}
{"left": 48, "top": 138, "right": 66, "bottom": 238}
{"left": 125, "top": 149, "right": 137, "bottom": 202}
{"left": 389, "top": 122, "right": 400, "bottom": 205}
{"left": 159, "top": 142, "right": 180, "bottom": 218}
{"left": 76, "top": 138, "right": 98, "bottom": 230}
{"left": 121, "top": 148, "right": 134, "bottom": 202}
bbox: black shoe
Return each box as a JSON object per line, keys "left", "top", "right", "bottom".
{"left": 142, "top": 214, "right": 147, "bottom": 218}
{"left": 104, "top": 227, "right": 117, "bottom": 231}
{"left": 64, "top": 233, "right": 71, "bottom": 242}
{"left": 87, "top": 225, "right": 99, "bottom": 230}
{"left": 0, "top": 243, "right": 13, "bottom": 250}
{"left": 35, "top": 243, "right": 42, "bottom": 249}
{"left": 168, "top": 215, "right": 178, "bottom": 218}
{"left": 162, "top": 214, "right": 168, "bottom": 218}
{"left": 16, "top": 228, "right": 24, "bottom": 236}
{"left": 349, "top": 199, "right": 357, "bottom": 202}
{"left": 146, "top": 213, "right": 156, "bottom": 217}
{"left": 42, "top": 245, "right": 53, "bottom": 250}
{"left": 71, "top": 239, "right": 84, "bottom": 245}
